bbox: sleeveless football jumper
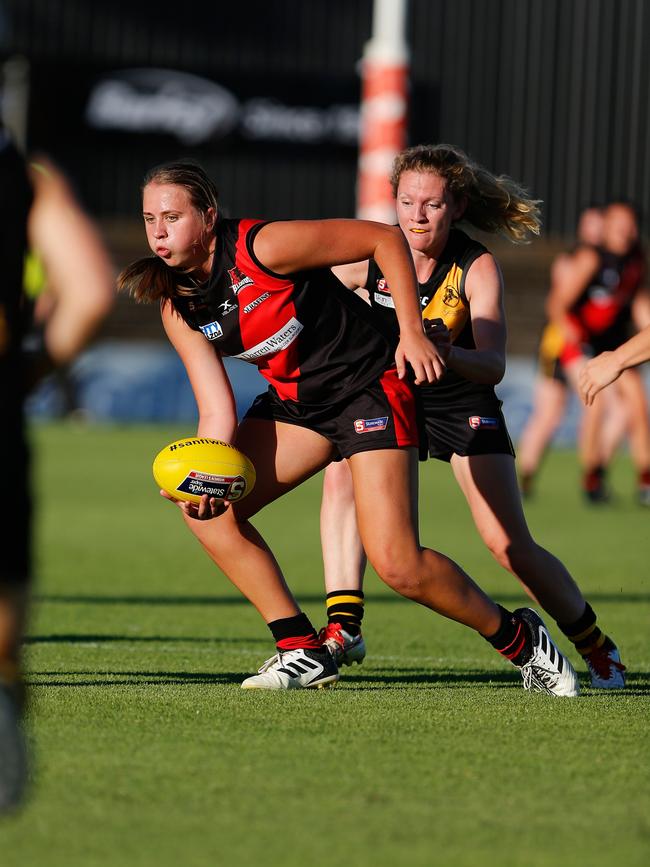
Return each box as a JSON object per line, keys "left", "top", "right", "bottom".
{"left": 366, "top": 228, "right": 514, "bottom": 461}
{"left": 172, "top": 218, "right": 418, "bottom": 458}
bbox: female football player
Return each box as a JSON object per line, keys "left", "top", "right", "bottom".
{"left": 517, "top": 206, "right": 626, "bottom": 499}
{"left": 546, "top": 201, "right": 650, "bottom": 504}
{"left": 119, "top": 160, "right": 578, "bottom": 695}
{"left": 318, "top": 144, "right": 625, "bottom": 689}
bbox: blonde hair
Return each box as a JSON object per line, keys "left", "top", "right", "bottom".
{"left": 117, "top": 161, "right": 219, "bottom": 304}
{"left": 390, "top": 144, "right": 541, "bottom": 243}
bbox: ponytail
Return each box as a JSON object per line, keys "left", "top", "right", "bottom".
{"left": 117, "top": 256, "right": 178, "bottom": 304}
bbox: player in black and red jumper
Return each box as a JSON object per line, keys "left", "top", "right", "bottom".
{"left": 546, "top": 201, "right": 650, "bottom": 505}
{"left": 319, "top": 144, "right": 625, "bottom": 690}
{"left": 120, "top": 160, "right": 578, "bottom": 695}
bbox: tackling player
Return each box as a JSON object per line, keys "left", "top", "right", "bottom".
{"left": 318, "top": 144, "right": 625, "bottom": 690}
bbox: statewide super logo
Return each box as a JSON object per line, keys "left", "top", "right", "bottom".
{"left": 177, "top": 470, "right": 248, "bottom": 501}
{"left": 373, "top": 277, "right": 395, "bottom": 309}
{"left": 468, "top": 416, "right": 499, "bottom": 430}
{"left": 229, "top": 266, "right": 254, "bottom": 294}
{"left": 354, "top": 416, "right": 388, "bottom": 434}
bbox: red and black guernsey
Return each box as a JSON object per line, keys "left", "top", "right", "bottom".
{"left": 564, "top": 245, "right": 646, "bottom": 358}
{"left": 172, "top": 218, "right": 397, "bottom": 407}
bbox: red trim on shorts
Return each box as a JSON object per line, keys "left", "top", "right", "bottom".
{"left": 378, "top": 368, "right": 419, "bottom": 447}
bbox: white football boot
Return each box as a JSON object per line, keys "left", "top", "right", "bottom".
{"left": 583, "top": 644, "right": 626, "bottom": 688}
{"left": 319, "top": 623, "right": 366, "bottom": 666}
{"left": 241, "top": 647, "right": 339, "bottom": 690}
{"left": 515, "top": 608, "right": 580, "bottom": 697}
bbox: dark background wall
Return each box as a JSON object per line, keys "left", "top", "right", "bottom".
{"left": 2, "top": 0, "right": 649, "bottom": 352}
{"left": 4, "top": 0, "right": 649, "bottom": 233}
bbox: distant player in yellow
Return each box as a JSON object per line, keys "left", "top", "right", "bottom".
{"left": 319, "top": 144, "right": 626, "bottom": 689}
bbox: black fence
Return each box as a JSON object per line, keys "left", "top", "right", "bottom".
{"left": 3, "top": 0, "right": 649, "bottom": 235}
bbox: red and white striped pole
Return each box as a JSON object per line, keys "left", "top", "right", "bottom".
{"left": 356, "top": 0, "right": 409, "bottom": 223}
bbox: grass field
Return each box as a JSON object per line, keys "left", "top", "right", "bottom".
{"left": 1, "top": 423, "right": 648, "bottom": 866}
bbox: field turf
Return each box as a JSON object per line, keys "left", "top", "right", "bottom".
{"left": 1, "top": 423, "right": 648, "bottom": 866}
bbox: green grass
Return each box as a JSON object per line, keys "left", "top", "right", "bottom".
{"left": 1, "top": 423, "right": 648, "bottom": 866}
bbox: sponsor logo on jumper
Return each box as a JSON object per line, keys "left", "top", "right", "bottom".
{"left": 243, "top": 292, "right": 271, "bottom": 313}
{"left": 218, "top": 299, "right": 238, "bottom": 316}
{"left": 354, "top": 416, "right": 389, "bottom": 434}
{"left": 177, "top": 471, "right": 246, "bottom": 500}
{"left": 376, "top": 278, "right": 389, "bottom": 292}
{"left": 199, "top": 320, "right": 223, "bottom": 340}
{"left": 468, "top": 416, "right": 499, "bottom": 430}
{"left": 420, "top": 295, "right": 430, "bottom": 308}
{"left": 373, "top": 293, "right": 395, "bottom": 309}
{"left": 229, "top": 266, "right": 254, "bottom": 295}
{"left": 442, "top": 285, "right": 461, "bottom": 307}
{"left": 234, "top": 317, "right": 303, "bottom": 361}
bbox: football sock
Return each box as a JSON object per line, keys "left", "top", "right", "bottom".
{"left": 583, "top": 465, "right": 608, "bottom": 498}
{"left": 557, "top": 601, "right": 612, "bottom": 656}
{"left": 638, "top": 468, "right": 650, "bottom": 487}
{"left": 268, "top": 612, "right": 321, "bottom": 651}
{"left": 326, "top": 589, "right": 364, "bottom": 636}
{"left": 483, "top": 605, "right": 532, "bottom": 667}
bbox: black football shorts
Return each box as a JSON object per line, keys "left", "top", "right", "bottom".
{"left": 417, "top": 391, "right": 515, "bottom": 462}
{"left": 244, "top": 367, "right": 419, "bottom": 459}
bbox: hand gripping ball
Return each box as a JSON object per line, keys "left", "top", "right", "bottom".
{"left": 152, "top": 437, "right": 256, "bottom": 505}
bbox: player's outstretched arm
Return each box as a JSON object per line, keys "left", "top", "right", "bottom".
{"left": 253, "top": 219, "right": 444, "bottom": 384}
{"left": 579, "top": 324, "right": 650, "bottom": 405}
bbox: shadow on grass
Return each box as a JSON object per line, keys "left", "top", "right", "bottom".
{"left": 27, "top": 670, "right": 245, "bottom": 687}
{"left": 25, "top": 634, "right": 267, "bottom": 645}
{"left": 25, "top": 667, "right": 650, "bottom": 693}
{"left": 34, "top": 591, "right": 650, "bottom": 606}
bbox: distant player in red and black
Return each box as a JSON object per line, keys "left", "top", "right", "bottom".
{"left": 319, "top": 144, "right": 625, "bottom": 690}
{"left": 119, "top": 159, "right": 579, "bottom": 694}
{"left": 547, "top": 201, "right": 650, "bottom": 504}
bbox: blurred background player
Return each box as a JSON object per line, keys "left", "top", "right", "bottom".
{"left": 545, "top": 201, "right": 650, "bottom": 504}
{"left": 0, "top": 130, "right": 114, "bottom": 811}
{"left": 517, "top": 206, "right": 625, "bottom": 497}
{"left": 319, "top": 144, "right": 625, "bottom": 690}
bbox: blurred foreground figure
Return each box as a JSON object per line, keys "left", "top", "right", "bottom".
{"left": 0, "top": 130, "right": 114, "bottom": 812}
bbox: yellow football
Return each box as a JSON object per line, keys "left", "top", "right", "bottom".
{"left": 152, "top": 437, "right": 256, "bottom": 505}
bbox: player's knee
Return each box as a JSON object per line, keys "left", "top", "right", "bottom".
{"left": 485, "top": 534, "right": 534, "bottom": 574}
{"left": 369, "top": 548, "right": 428, "bottom": 599}
{"left": 322, "top": 460, "right": 354, "bottom": 502}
